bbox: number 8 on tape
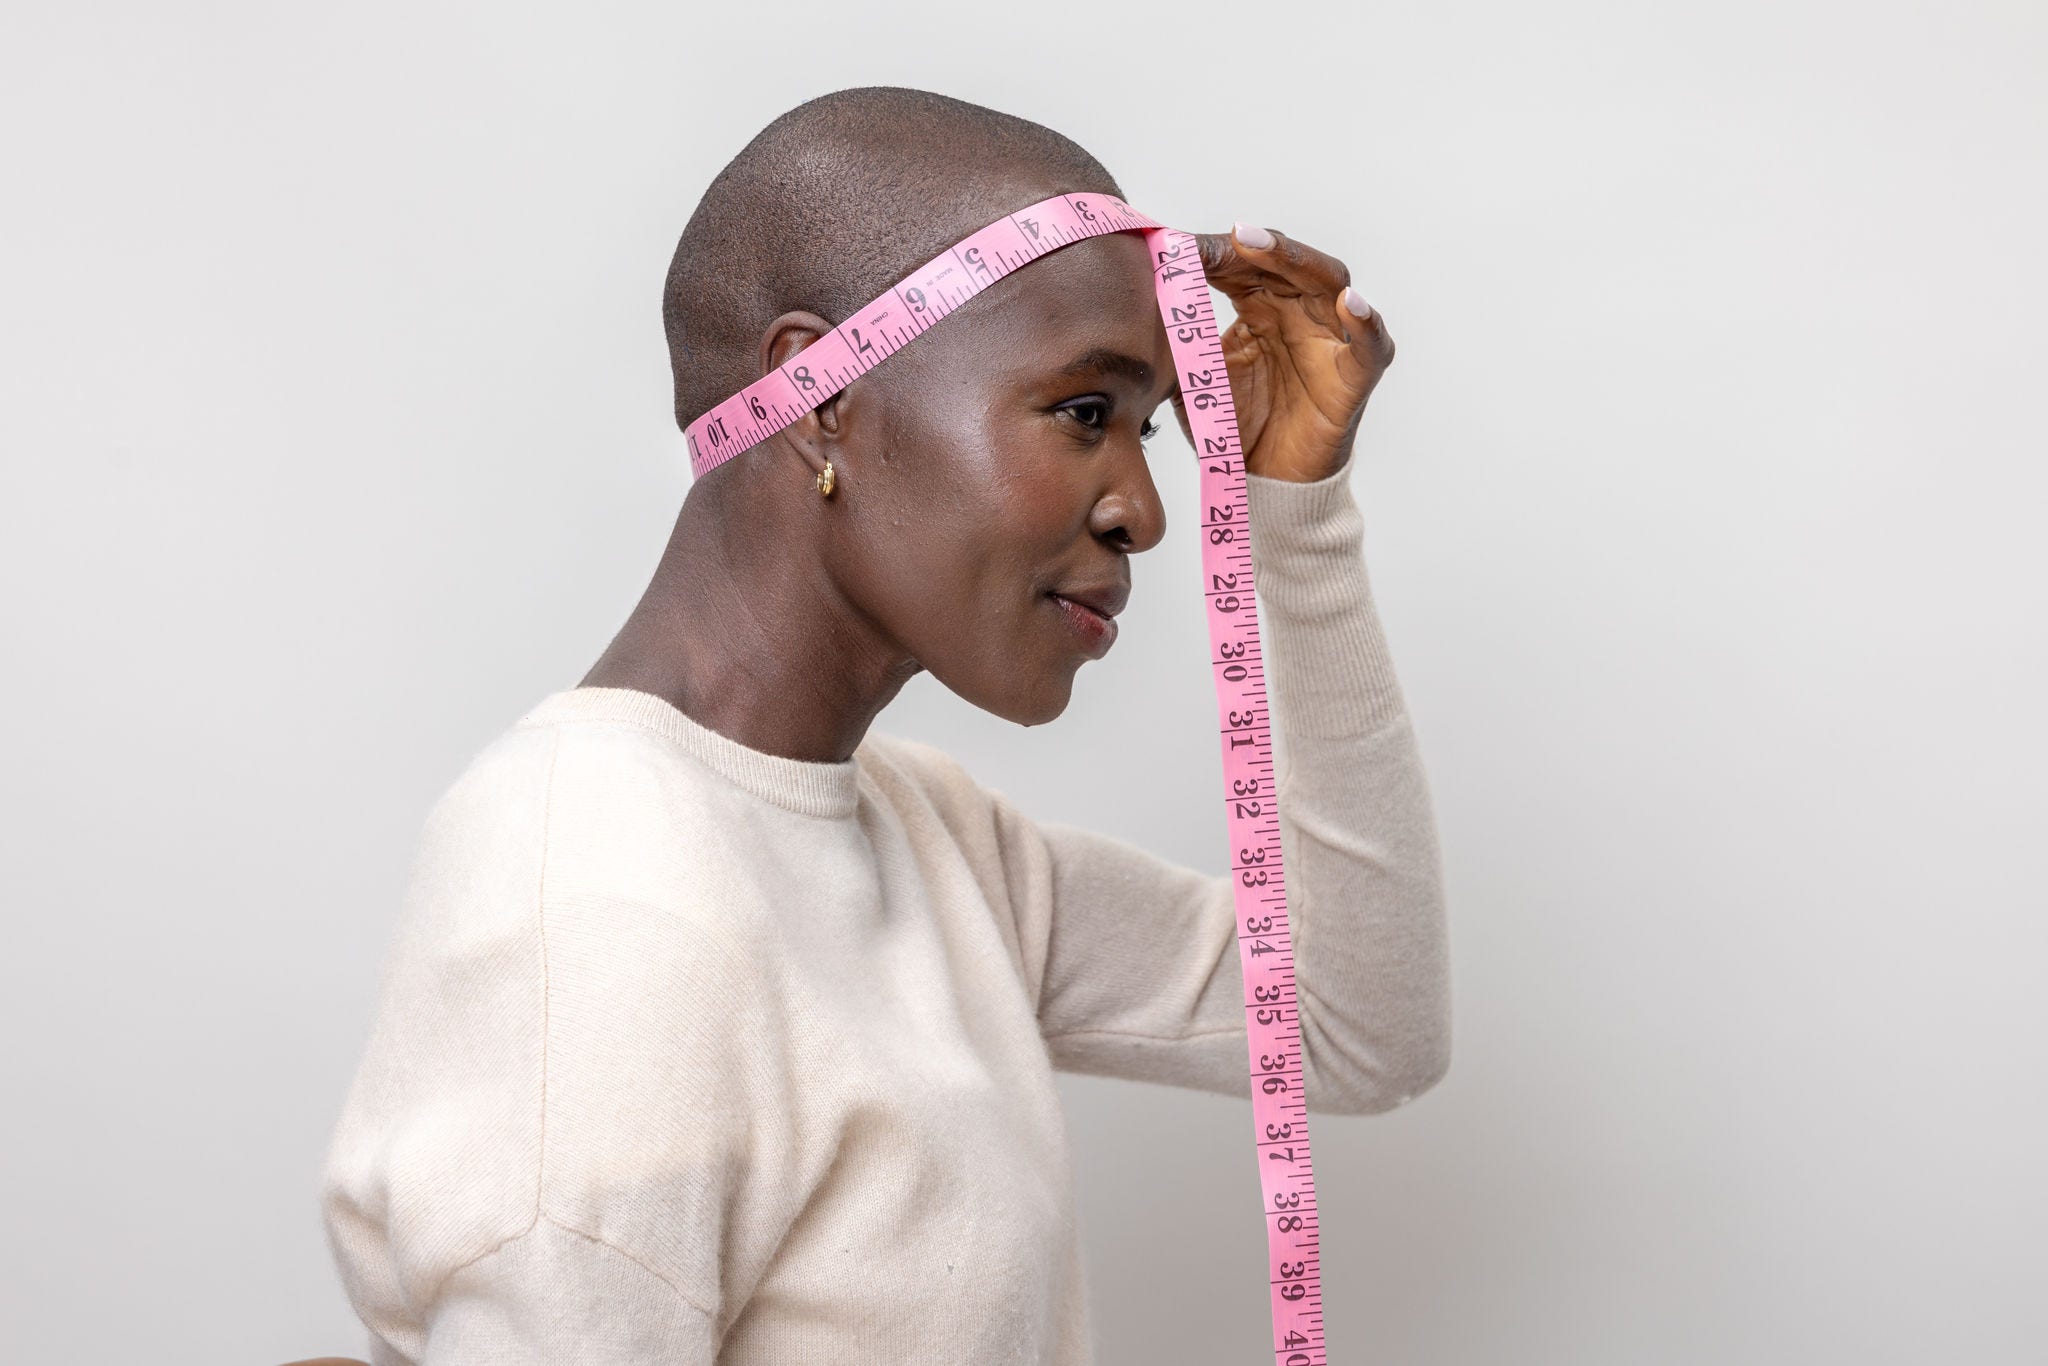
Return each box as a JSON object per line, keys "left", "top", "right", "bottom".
{"left": 686, "top": 192, "right": 1328, "bottom": 1366}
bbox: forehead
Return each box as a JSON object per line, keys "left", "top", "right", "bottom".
{"left": 922, "top": 230, "right": 1173, "bottom": 383}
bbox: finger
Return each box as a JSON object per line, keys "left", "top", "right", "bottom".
{"left": 1332, "top": 286, "right": 1396, "bottom": 394}
{"left": 1217, "top": 224, "right": 1353, "bottom": 301}
{"left": 1264, "top": 229, "right": 1353, "bottom": 299}
{"left": 1193, "top": 223, "right": 1345, "bottom": 300}
{"left": 1193, "top": 229, "right": 1272, "bottom": 297}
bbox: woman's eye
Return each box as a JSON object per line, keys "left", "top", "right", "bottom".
{"left": 1060, "top": 399, "right": 1111, "bottom": 431}
{"left": 1058, "top": 399, "right": 1156, "bottom": 443}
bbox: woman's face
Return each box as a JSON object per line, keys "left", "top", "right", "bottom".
{"left": 822, "top": 229, "right": 1179, "bottom": 726}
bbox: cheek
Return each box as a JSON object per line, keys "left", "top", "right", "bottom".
{"left": 854, "top": 372, "right": 1093, "bottom": 636}
{"left": 883, "top": 395, "right": 1068, "bottom": 548}
{"left": 920, "top": 452, "right": 1059, "bottom": 602}
{"left": 849, "top": 406, "right": 1003, "bottom": 608}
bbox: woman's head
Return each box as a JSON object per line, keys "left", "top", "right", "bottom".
{"left": 665, "top": 88, "right": 1177, "bottom": 726}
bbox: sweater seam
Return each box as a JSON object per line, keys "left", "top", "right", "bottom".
{"left": 1042, "top": 1024, "right": 1245, "bottom": 1044}
{"left": 537, "top": 1209, "right": 719, "bottom": 1322}
{"left": 523, "top": 734, "right": 715, "bottom": 1330}
{"left": 533, "top": 728, "right": 564, "bottom": 1224}
{"left": 410, "top": 727, "right": 566, "bottom": 1311}
{"left": 409, "top": 1212, "right": 715, "bottom": 1326}
{"left": 424, "top": 1213, "right": 544, "bottom": 1306}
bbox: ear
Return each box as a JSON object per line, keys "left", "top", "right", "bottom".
{"left": 759, "top": 310, "right": 845, "bottom": 479}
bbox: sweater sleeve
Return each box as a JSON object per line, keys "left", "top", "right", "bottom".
{"left": 413, "top": 1216, "right": 718, "bottom": 1364}
{"left": 1003, "top": 464, "right": 1452, "bottom": 1116}
{"left": 320, "top": 732, "right": 753, "bottom": 1365}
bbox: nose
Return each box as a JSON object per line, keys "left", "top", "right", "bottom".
{"left": 1087, "top": 438, "right": 1168, "bottom": 555}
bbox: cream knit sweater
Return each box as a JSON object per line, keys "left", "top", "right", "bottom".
{"left": 319, "top": 466, "right": 1451, "bottom": 1364}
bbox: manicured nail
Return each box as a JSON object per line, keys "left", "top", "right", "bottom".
{"left": 1234, "top": 221, "right": 1275, "bottom": 250}
{"left": 1340, "top": 286, "right": 1374, "bottom": 319}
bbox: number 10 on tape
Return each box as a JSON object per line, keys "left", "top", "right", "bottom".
{"left": 684, "top": 192, "right": 1328, "bottom": 1365}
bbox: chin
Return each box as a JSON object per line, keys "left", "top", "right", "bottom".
{"left": 986, "top": 672, "right": 1078, "bottom": 729}
{"left": 928, "top": 642, "right": 1082, "bottom": 728}
{"left": 1016, "top": 698, "right": 1071, "bottom": 728}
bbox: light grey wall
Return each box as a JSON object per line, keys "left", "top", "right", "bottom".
{"left": 3, "top": 3, "right": 2042, "bottom": 1362}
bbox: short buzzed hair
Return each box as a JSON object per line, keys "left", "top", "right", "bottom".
{"left": 662, "top": 86, "right": 1123, "bottom": 432}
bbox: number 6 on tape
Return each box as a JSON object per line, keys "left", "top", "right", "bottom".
{"left": 686, "top": 192, "right": 1328, "bottom": 1366}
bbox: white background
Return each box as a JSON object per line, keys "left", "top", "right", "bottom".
{"left": 3, "top": 2, "right": 2043, "bottom": 1362}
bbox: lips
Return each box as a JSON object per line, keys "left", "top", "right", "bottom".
{"left": 1047, "top": 583, "right": 1129, "bottom": 620}
{"left": 1050, "top": 593, "right": 1115, "bottom": 624}
{"left": 1047, "top": 590, "right": 1120, "bottom": 658}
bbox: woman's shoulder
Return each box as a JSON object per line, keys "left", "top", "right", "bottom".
{"left": 371, "top": 701, "right": 800, "bottom": 1075}
{"left": 394, "top": 695, "right": 770, "bottom": 961}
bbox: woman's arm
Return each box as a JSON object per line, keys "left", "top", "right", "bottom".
{"left": 1004, "top": 224, "right": 1447, "bottom": 1114}
{"left": 319, "top": 738, "right": 748, "bottom": 1365}
{"left": 998, "top": 463, "right": 1451, "bottom": 1115}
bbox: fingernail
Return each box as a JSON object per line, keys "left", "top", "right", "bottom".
{"left": 1340, "top": 286, "right": 1374, "bottom": 319}
{"left": 1234, "top": 221, "right": 1275, "bottom": 250}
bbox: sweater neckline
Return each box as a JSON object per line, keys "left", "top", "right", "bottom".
{"left": 518, "top": 685, "right": 864, "bottom": 819}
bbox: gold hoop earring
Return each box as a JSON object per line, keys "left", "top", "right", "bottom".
{"left": 816, "top": 459, "right": 836, "bottom": 498}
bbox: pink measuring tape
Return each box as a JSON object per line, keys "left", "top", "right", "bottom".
{"left": 686, "top": 192, "right": 1327, "bottom": 1365}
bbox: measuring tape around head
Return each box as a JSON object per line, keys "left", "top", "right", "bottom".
{"left": 687, "top": 192, "right": 1327, "bottom": 1365}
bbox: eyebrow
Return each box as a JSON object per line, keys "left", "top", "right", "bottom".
{"left": 1053, "top": 347, "right": 1170, "bottom": 398}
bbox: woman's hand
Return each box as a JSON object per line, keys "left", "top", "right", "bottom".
{"left": 1170, "top": 224, "right": 1395, "bottom": 484}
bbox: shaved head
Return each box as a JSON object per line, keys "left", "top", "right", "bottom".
{"left": 607, "top": 86, "right": 1172, "bottom": 741}
{"left": 662, "top": 86, "right": 1125, "bottom": 432}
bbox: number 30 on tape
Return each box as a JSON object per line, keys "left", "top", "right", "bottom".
{"left": 687, "top": 192, "right": 1328, "bottom": 1366}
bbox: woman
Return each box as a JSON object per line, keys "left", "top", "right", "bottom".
{"left": 318, "top": 86, "right": 1451, "bottom": 1365}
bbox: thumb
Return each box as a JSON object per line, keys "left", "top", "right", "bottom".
{"left": 1193, "top": 228, "right": 1270, "bottom": 296}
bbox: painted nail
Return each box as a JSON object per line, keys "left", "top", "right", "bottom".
{"left": 1340, "top": 286, "right": 1374, "bottom": 319}
{"left": 1234, "top": 221, "right": 1275, "bottom": 250}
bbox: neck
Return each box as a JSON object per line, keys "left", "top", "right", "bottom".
{"left": 578, "top": 458, "right": 923, "bottom": 764}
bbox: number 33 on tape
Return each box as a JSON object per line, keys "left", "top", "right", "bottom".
{"left": 687, "top": 192, "right": 1328, "bottom": 1366}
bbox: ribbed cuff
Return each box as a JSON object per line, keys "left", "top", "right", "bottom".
{"left": 1243, "top": 464, "right": 1407, "bottom": 737}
